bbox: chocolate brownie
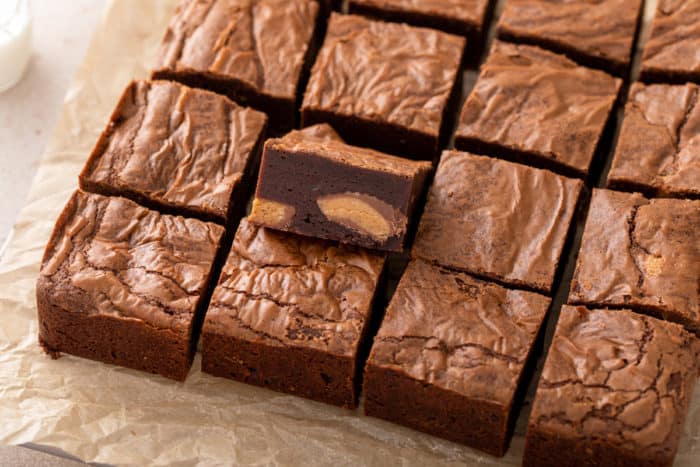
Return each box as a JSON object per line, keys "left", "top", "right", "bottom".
{"left": 640, "top": 0, "right": 700, "bottom": 84}
{"left": 524, "top": 305, "right": 700, "bottom": 467}
{"left": 79, "top": 80, "right": 268, "bottom": 224}
{"left": 607, "top": 82, "right": 700, "bottom": 199}
{"left": 36, "top": 190, "right": 224, "bottom": 381}
{"left": 455, "top": 41, "right": 621, "bottom": 178}
{"left": 201, "top": 218, "right": 385, "bottom": 408}
{"left": 569, "top": 189, "right": 700, "bottom": 334}
{"left": 364, "top": 259, "right": 550, "bottom": 456}
{"left": 497, "top": 0, "right": 644, "bottom": 76}
{"left": 348, "top": 0, "right": 493, "bottom": 60}
{"left": 152, "top": 0, "right": 321, "bottom": 132}
{"left": 412, "top": 150, "right": 583, "bottom": 293}
{"left": 249, "top": 125, "right": 432, "bottom": 252}
{"left": 302, "top": 13, "right": 465, "bottom": 160}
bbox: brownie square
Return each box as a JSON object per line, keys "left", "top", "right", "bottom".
{"left": 36, "top": 190, "right": 224, "bottom": 381}
{"left": 364, "top": 259, "right": 550, "bottom": 456}
{"left": 607, "top": 82, "right": 700, "bottom": 199}
{"left": 455, "top": 41, "right": 621, "bottom": 178}
{"left": 348, "top": 0, "right": 493, "bottom": 58}
{"left": 302, "top": 13, "right": 465, "bottom": 160}
{"left": 568, "top": 189, "right": 700, "bottom": 334}
{"left": 201, "top": 218, "right": 385, "bottom": 408}
{"left": 497, "top": 0, "right": 644, "bottom": 76}
{"left": 524, "top": 305, "right": 700, "bottom": 467}
{"left": 152, "top": 0, "right": 321, "bottom": 132}
{"left": 640, "top": 0, "right": 700, "bottom": 84}
{"left": 79, "top": 80, "right": 267, "bottom": 225}
{"left": 412, "top": 150, "right": 583, "bottom": 293}
{"left": 249, "top": 124, "right": 431, "bottom": 252}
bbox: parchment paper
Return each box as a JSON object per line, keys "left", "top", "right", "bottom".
{"left": 0, "top": 0, "right": 697, "bottom": 465}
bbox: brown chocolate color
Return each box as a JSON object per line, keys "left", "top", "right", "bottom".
{"left": 79, "top": 80, "right": 268, "bottom": 225}
{"left": 455, "top": 41, "right": 621, "bottom": 178}
{"left": 524, "top": 306, "right": 700, "bottom": 467}
{"left": 497, "top": 0, "right": 644, "bottom": 76}
{"left": 568, "top": 189, "right": 700, "bottom": 335}
{"left": 302, "top": 13, "right": 465, "bottom": 160}
{"left": 412, "top": 150, "right": 583, "bottom": 293}
{"left": 640, "top": 0, "right": 700, "bottom": 84}
{"left": 364, "top": 259, "right": 550, "bottom": 456}
{"left": 151, "top": 0, "right": 321, "bottom": 132}
{"left": 201, "top": 218, "right": 385, "bottom": 408}
{"left": 607, "top": 82, "right": 700, "bottom": 199}
{"left": 249, "top": 124, "right": 432, "bottom": 252}
{"left": 36, "top": 190, "right": 224, "bottom": 381}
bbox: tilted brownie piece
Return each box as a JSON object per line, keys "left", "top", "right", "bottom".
{"left": 413, "top": 151, "right": 583, "bottom": 293}
{"left": 348, "top": 0, "right": 492, "bottom": 59}
{"left": 640, "top": 0, "right": 700, "bottom": 84}
{"left": 201, "top": 218, "right": 385, "bottom": 408}
{"left": 364, "top": 259, "right": 550, "bottom": 456}
{"left": 249, "top": 126, "right": 432, "bottom": 252}
{"left": 79, "top": 80, "right": 268, "bottom": 224}
{"left": 302, "top": 13, "right": 465, "bottom": 160}
{"left": 497, "top": 0, "right": 643, "bottom": 76}
{"left": 455, "top": 41, "right": 621, "bottom": 178}
{"left": 607, "top": 82, "right": 700, "bottom": 199}
{"left": 152, "top": 0, "right": 321, "bottom": 131}
{"left": 569, "top": 189, "right": 700, "bottom": 334}
{"left": 36, "top": 190, "right": 224, "bottom": 381}
{"left": 524, "top": 306, "right": 700, "bottom": 467}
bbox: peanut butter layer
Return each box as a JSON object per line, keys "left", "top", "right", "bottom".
{"left": 568, "top": 189, "right": 700, "bottom": 334}
{"left": 80, "top": 80, "right": 267, "bottom": 223}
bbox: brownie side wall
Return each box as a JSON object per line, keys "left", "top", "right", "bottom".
{"left": 640, "top": 67, "right": 700, "bottom": 86}
{"left": 363, "top": 365, "right": 510, "bottom": 456}
{"left": 606, "top": 178, "right": 700, "bottom": 200}
{"left": 201, "top": 332, "right": 358, "bottom": 408}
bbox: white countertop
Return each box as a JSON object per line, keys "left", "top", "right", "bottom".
{"left": 0, "top": 0, "right": 106, "bottom": 254}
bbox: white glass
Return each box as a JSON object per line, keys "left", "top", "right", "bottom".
{"left": 0, "top": 0, "right": 32, "bottom": 93}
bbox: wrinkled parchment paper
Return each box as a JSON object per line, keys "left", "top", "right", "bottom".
{"left": 0, "top": 0, "right": 698, "bottom": 465}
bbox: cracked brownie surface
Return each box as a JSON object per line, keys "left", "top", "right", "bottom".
{"left": 524, "top": 306, "right": 700, "bottom": 467}
{"left": 80, "top": 80, "right": 267, "bottom": 223}
{"left": 412, "top": 150, "right": 582, "bottom": 293}
{"left": 455, "top": 41, "right": 621, "bottom": 177}
{"left": 607, "top": 82, "right": 700, "bottom": 198}
{"left": 569, "top": 189, "right": 700, "bottom": 334}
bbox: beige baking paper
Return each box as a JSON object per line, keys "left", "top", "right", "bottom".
{"left": 0, "top": 0, "right": 698, "bottom": 465}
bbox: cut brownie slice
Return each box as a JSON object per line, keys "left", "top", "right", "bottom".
{"left": 455, "top": 41, "right": 621, "bottom": 178}
{"left": 302, "top": 13, "right": 465, "bottom": 160}
{"left": 497, "top": 0, "right": 644, "bottom": 76}
{"left": 607, "top": 82, "right": 700, "bottom": 199}
{"left": 640, "top": 0, "right": 700, "bottom": 84}
{"left": 412, "top": 150, "right": 583, "bottom": 293}
{"left": 36, "top": 190, "right": 224, "bottom": 381}
{"left": 568, "top": 189, "right": 700, "bottom": 334}
{"left": 524, "top": 305, "right": 700, "bottom": 467}
{"left": 152, "top": 0, "right": 321, "bottom": 132}
{"left": 201, "top": 218, "right": 385, "bottom": 408}
{"left": 249, "top": 125, "right": 432, "bottom": 252}
{"left": 79, "top": 80, "right": 268, "bottom": 225}
{"left": 364, "top": 259, "right": 550, "bottom": 456}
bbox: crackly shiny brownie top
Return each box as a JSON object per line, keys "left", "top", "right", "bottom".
{"left": 642, "top": 0, "right": 700, "bottom": 76}
{"left": 498, "top": 0, "right": 643, "bottom": 66}
{"left": 155, "top": 0, "right": 319, "bottom": 98}
{"left": 456, "top": 41, "right": 621, "bottom": 176}
{"left": 203, "top": 218, "right": 385, "bottom": 355}
{"left": 413, "top": 150, "right": 582, "bottom": 293}
{"left": 350, "top": 0, "right": 491, "bottom": 28}
{"left": 569, "top": 189, "right": 700, "bottom": 332}
{"left": 368, "top": 259, "right": 550, "bottom": 406}
{"left": 80, "top": 80, "right": 267, "bottom": 219}
{"left": 608, "top": 82, "right": 700, "bottom": 198}
{"left": 38, "top": 190, "right": 224, "bottom": 332}
{"left": 302, "top": 13, "right": 465, "bottom": 136}
{"left": 530, "top": 306, "right": 700, "bottom": 461}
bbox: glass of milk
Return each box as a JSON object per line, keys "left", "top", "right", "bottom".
{"left": 0, "top": 0, "right": 32, "bottom": 93}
